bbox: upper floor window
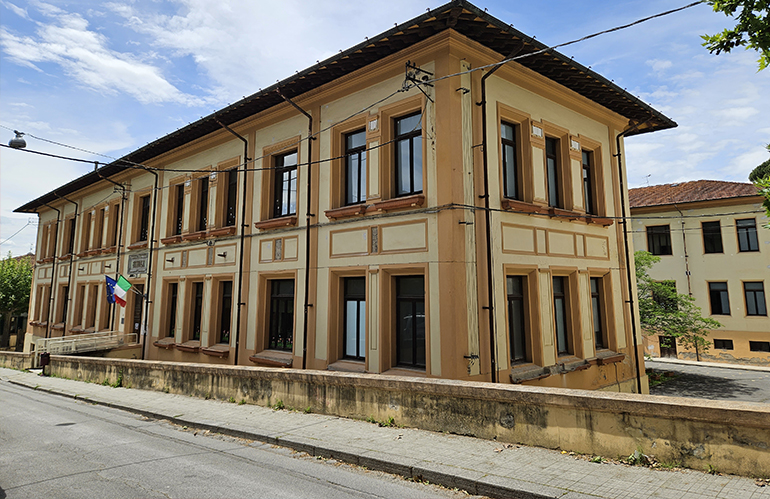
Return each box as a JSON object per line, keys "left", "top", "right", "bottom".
{"left": 736, "top": 218, "right": 759, "bottom": 252}
{"left": 702, "top": 221, "right": 723, "bottom": 254}
{"left": 647, "top": 225, "right": 672, "bottom": 255}
{"left": 273, "top": 151, "right": 298, "bottom": 218}
{"left": 225, "top": 169, "right": 238, "bottom": 227}
{"left": 545, "top": 137, "right": 562, "bottom": 208}
{"left": 582, "top": 150, "right": 595, "bottom": 215}
{"left": 65, "top": 218, "right": 76, "bottom": 255}
{"left": 82, "top": 211, "right": 93, "bottom": 251}
{"left": 506, "top": 275, "right": 528, "bottom": 363}
{"left": 708, "top": 282, "right": 730, "bottom": 315}
{"left": 138, "top": 195, "right": 151, "bottom": 242}
{"left": 173, "top": 184, "right": 185, "bottom": 236}
{"left": 394, "top": 113, "right": 423, "bottom": 197}
{"left": 345, "top": 130, "right": 367, "bottom": 205}
{"left": 107, "top": 202, "right": 120, "bottom": 248}
{"left": 94, "top": 207, "right": 105, "bottom": 249}
{"left": 501, "top": 122, "right": 519, "bottom": 200}
{"left": 744, "top": 282, "right": 767, "bottom": 316}
{"left": 197, "top": 177, "right": 209, "bottom": 232}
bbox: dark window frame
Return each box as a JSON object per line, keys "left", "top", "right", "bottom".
{"left": 395, "top": 275, "right": 426, "bottom": 369}
{"left": 545, "top": 137, "right": 562, "bottom": 209}
{"left": 174, "top": 184, "right": 185, "bottom": 236}
{"left": 501, "top": 122, "right": 520, "bottom": 200}
{"left": 647, "top": 225, "right": 672, "bottom": 256}
{"left": 713, "top": 339, "right": 733, "bottom": 350}
{"left": 708, "top": 281, "right": 730, "bottom": 315}
{"left": 218, "top": 280, "right": 233, "bottom": 344}
{"left": 167, "top": 282, "right": 178, "bottom": 338}
{"left": 582, "top": 150, "right": 595, "bottom": 215}
{"left": 191, "top": 281, "right": 204, "bottom": 341}
{"left": 268, "top": 279, "right": 295, "bottom": 351}
{"left": 744, "top": 281, "right": 767, "bottom": 316}
{"left": 736, "top": 218, "right": 759, "bottom": 252}
{"left": 66, "top": 217, "right": 76, "bottom": 255}
{"left": 225, "top": 169, "right": 238, "bottom": 227}
{"left": 344, "top": 130, "right": 367, "bottom": 206}
{"left": 553, "top": 276, "right": 571, "bottom": 356}
{"left": 342, "top": 276, "right": 366, "bottom": 361}
{"left": 197, "top": 176, "right": 209, "bottom": 232}
{"left": 749, "top": 341, "right": 770, "bottom": 352}
{"left": 273, "top": 151, "right": 298, "bottom": 218}
{"left": 138, "top": 194, "right": 151, "bottom": 243}
{"left": 394, "top": 112, "right": 423, "bottom": 198}
{"left": 590, "top": 276, "right": 607, "bottom": 350}
{"left": 702, "top": 220, "right": 723, "bottom": 254}
{"left": 506, "top": 275, "right": 528, "bottom": 363}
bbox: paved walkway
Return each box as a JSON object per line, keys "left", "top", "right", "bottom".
{"left": 2, "top": 367, "right": 769, "bottom": 499}
{"left": 648, "top": 357, "right": 770, "bottom": 373}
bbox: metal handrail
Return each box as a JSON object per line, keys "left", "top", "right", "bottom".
{"left": 33, "top": 331, "right": 138, "bottom": 366}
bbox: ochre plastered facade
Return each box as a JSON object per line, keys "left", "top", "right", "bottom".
{"left": 24, "top": 29, "right": 654, "bottom": 391}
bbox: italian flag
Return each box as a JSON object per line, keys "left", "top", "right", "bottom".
{"left": 106, "top": 275, "right": 132, "bottom": 307}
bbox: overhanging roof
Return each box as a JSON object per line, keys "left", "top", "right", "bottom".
{"left": 16, "top": 0, "right": 676, "bottom": 214}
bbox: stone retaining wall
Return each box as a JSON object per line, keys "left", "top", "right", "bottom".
{"left": 48, "top": 355, "right": 770, "bottom": 477}
{"left": 0, "top": 351, "right": 34, "bottom": 371}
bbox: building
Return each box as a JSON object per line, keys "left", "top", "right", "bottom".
{"left": 15, "top": 0, "right": 676, "bottom": 391}
{"left": 629, "top": 180, "right": 769, "bottom": 365}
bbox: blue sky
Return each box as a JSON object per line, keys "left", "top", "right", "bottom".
{"left": 1, "top": 0, "right": 768, "bottom": 256}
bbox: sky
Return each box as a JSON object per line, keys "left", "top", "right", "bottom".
{"left": 1, "top": 0, "right": 768, "bottom": 256}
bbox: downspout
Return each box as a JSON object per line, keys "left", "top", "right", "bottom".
{"left": 214, "top": 118, "right": 249, "bottom": 365}
{"left": 41, "top": 203, "right": 60, "bottom": 339}
{"left": 673, "top": 203, "right": 697, "bottom": 360}
{"left": 96, "top": 169, "right": 127, "bottom": 330}
{"left": 615, "top": 121, "right": 651, "bottom": 394}
{"left": 53, "top": 192, "right": 78, "bottom": 335}
{"left": 277, "top": 89, "right": 314, "bottom": 370}
{"left": 141, "top": 169, "right": 159, "bottom": 360}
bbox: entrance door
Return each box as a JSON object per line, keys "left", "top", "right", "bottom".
{"left": 659, "top": 335, "right": 677, "bottom": 358}
{"left": 131, "top": 284, "right": 144, "bottom": 335}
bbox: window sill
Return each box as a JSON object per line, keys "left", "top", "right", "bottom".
{"left": 75, "top": 251, "right": 88, "bottom": 258}
{"left": 500, "top": 199, "right": 548, "bottom": 215}
{"left": 175, "top": 340, "right": 201, "bottom": 353}
{"left": 201, "top": 343, "right": 230, "bottom": 358}
{"left": 181, "top": 230, "right": 206, "bottom": 242}
{"left": 548, "top": 207, "right": 584, "bottom": 221}
{"left": 51, "top": 323, "right": 65, "bottom": 331}
{"left": 101, "top": 246, "right": 117, "bottom": 255}
{"left": 84, "top": 327, "right": 96, "bottom": 333}
{"left": 39, "top": 257, "right": 55, "bottom": 264}
{"left": 208, "top": 226, "right": 237, "bottom": 238}
{"left": 382, "top": 367, "right": 426, "bottom": 377}
{"left": 69, "top": 326, "right": 84, "bottom": 334}
{"left": 161, "top": 235, "right": 183, "bottom": 245}
{"left": 84, "top": 249, "right": 101, "bottom": 257}
{"left": 328, "top": 359, "right": 366, "bottom": 373}
{"left": 254, "top": 216, "right": 298, "bottom": 231}
{"left": 586, "top": 216, "right": 614, "bottom": 227}
{"left": 127, "top": 241, "right": 148, "bottom": 251}
{"left": 510, "top": 364, "right": 550, "bottom": 384}
{"left": 28, "top": 321, "right": 41, "bottom": 327}
{"left": 58, "top": 254, "right": 73, "bottom": 261}
{"left": 324, "top": 204, "right": 368, "bottom": 220}
{"left": 249, "top": 350, "right": 293, "bottom": 367}
{"left": 371, "top": 194, "right": 425, "bottom": 213}
{"left": 153, "top": 337, "right": 176, "bottom": 349}
{"left": 555, "top": 357, "right": 592, "bottom": 373}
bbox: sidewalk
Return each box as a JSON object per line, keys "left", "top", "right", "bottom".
{"left": 2, "top": 367, "right": 768, "bottom": 499}
{"left": 647, "top": 357, "right": 770, "bottom": 373}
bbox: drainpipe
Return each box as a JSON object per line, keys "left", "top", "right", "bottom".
{"left": 214, "top": 118, "right": 249, "bottom": 365}
{"left": 53, "top": 192, "right": 78, "bottom": 335}
{"left": 96, "top": 169, "right": 127, "bottom": 330}
{"left": 277, "top": 89, "right": 314, "bottom": 370}
{"left": 615, "top": 121, "right": 651, "bottom": 394}
{"left": 41, "top": 203, "right": 60, "bottom": 339}
{"left": 141, "top": 169, "right": 159, "bottom": 360}
{"left": 673, "top": 203, "right": 697, "bottom": 360}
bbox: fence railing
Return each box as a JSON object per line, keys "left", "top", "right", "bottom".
{"left": 33, "top": 331, "right": 138, "bottom": 366}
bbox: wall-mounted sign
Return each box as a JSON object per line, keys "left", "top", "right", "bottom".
{"left": 127, "top": 252, "right": 148, "bottom": 275}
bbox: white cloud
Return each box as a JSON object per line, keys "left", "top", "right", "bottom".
{"left": 646, "top": 59, "right": 672, "bottom": 72}
{"left": 1, "top": 0, "right": 30, "bottom": 20}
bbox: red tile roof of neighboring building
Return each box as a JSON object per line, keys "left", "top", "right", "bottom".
{"left": 628, "top": 180, "right": 760, "bottom": 208}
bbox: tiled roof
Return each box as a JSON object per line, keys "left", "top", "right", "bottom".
{"left": 629, "top": 180, "right": 760, "bottom": 208}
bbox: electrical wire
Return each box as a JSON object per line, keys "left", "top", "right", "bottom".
{"left": 0, "top": 221, "right": 36, "bottom": 246}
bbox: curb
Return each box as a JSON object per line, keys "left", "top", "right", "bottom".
{"left": 5, "top": 375, "right": 565, "bottom": 499}
{"left": 647, "top": 357, "right": 770, "bottom": 373}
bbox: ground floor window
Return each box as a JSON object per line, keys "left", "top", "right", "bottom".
{"left": 218, "top": 281, "right": 233, "bottom": 344}
{"left": 750, "top": 341, "right": 770, "bottom": 352}
{"left": 343, "top": 277, "right": 366, "bottom": 360}
{"left": 268, "top": 279, "right": 295, "bottom": 351}
{"left": 395, "top": 276, "right": 425, "bottom": 369}
{"left": 590, "top": 277, "right": 607, "bottom": 350}
{"left": 191, "top": 282, "right": 203, "bottom": 341}
{"left": 167, "top": 282, "right": 178, "bottom": 337}
{"left": 507, "top": 276, "right": 527, "bottom": 363}
{"left": 713, "top": 339, "right": 733, "bottom": 350}
{"left": 553, "top": 276, "right": 571, "bottom": 355}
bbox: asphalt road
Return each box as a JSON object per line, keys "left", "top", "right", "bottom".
{"left": 0, "top": 382, "right": 475, "bottom": 499}
{"left": 647, "top": 360, "right": 770, "bottom": 403}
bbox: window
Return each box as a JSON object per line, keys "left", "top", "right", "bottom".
{"left": 744, "top": 282, "right": 767, "bottom": 316}
{"left": 138, "top": 195, "right": 150, "bottom": 242}
{"left": 709, "top": 282, "right": 730, "bottom": 315}
{"left": 647, "top": 225, "right": 672, "bottom": 256}
{"left": 273, "top": 152, "right": 298, "bottom": 218}
{"left": 268, "top": 279, "right": 295, "bottom": 351}
{"left": 129, "top": 283, "right": 144, "bottom": 336}
{"left": 749, "top": 341, "right": 770, "bottom": 352}
{"left": 73, "top": 284, "right": 85, "bottom": 327}
{"left": 167, "top": 282, "right": 178, "bottom": 337}
{"left": 94, "top": 207, "right": 105, "bottom": 250}
{"left": 501, "top": 122, "right": 519, "bottom": 200}
{"left": 582, "top": 150, "right": 595, "bottom": 215}
{"left": 60, "top": 285, "right": 69, "bottom": 323}
{"left": 553, "top": 276, "right": 571, "bottom": 355}
{"left": 197, "top": 177, "right": 209, "bottom": 232}
{"left": 590, "top": 277, "right": 606, "bottom": 350}
{"left": 218, "top": 281, "right": 233, "bottom": 344}
{"left": 714, "top": 339, "right": 733, "bottom": 350}
{"left": 395, "top": 276, "right": 425, "bottom": 368}
{"left": 225, "top": 170, "right": 238, "bottom": 227}
{"left": 702, "top": 221, "right": 723, "bottom": 254}
{"left": 343, "top": 277, "right": 366, "bottom": 360}
{"left": 65, "top": 218, "right": 76, "bottom": 255}
{"left": 394, "top": 113, "right": 423, "bottom": 197}
{"left": 736, "top": 218, "right": 759, "bottom": 252}
{"left": 191, "top": 282, "right": 203, "bottom": 341}
{"left": 173, "top": 184, "right": 185, "bottom": 236}
{"left": 99, "top": 284, "right": 111, "bottom": 330}
{"left": 545, "top": 137, "right": 561, "bottom": 208}
{"left": 81, "top": 211, "right": 92, "bottom": 252}
{"left": 506, "top": 276, "right": 527, "bottom": 363}
{"left": 345, "top": 130, "right": 367, "bottom": 205}
{"left": 86, "top": 284, "right": 98, "bottom": 329}
{"left": 107, "top": 202, "right": 120, "bottom": 248}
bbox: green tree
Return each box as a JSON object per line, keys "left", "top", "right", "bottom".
{"left": 634, "top": 251, "right": 722, "bottom": 354}
{"left": 748, "top": 157, "right": 770, "bottom": 182}
{"left": 0, "top": 252, "right": 33, "bottom": 350}
{"left": 702, "top": 0, "right": 770, "bottom": 70}
{"left": 749, "top": 145, "right": 770, "bottom": 227}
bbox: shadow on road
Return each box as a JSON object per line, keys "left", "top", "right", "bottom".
{"left": 649, "top": 370, "right": 760, "bottom": 400}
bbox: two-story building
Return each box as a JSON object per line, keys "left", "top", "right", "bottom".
{"left": 630, "top": 180, "right": 769, "bottom": 365}
{"left": 16, "top": 0, "right": 676, "bottom": 391}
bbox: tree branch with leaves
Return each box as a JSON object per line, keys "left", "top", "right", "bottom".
{"left": 702, "top": 0, "right": 770, "bottom": 70}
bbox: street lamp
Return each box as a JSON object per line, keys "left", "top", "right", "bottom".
{"left": 8, "top": 131, "right": 26, "bottom": 149}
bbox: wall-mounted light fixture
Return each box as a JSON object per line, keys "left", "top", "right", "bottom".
{"left": 8, "top": 130, "right": 26, "bottom": 149}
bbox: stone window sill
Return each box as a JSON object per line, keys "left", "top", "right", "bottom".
{"left": 101, "top": 246, "right": 117, "bottom": 255}
{"left": 181, "top": 231, "right": 206, "bottom": 242}
{"left": 175, "top": 340, "right": 201, "bottom": 353}
{"left": 249, "top": 350, "right": 293, "bottom": 367}
{"left": 161, "top": 235, "right": 183, "bottom": 245}
{"left": 84, "top": 249, "right": 101, "bottom": 257}
{"left": 39, "top": 257, "right": 55, "bottom": 264}
{"left": 510, "top": 364, "right": 549, "bottom": 384}
{"left": 52, "top": 323, "right": 65, "bottom": 331}
{"left": 127, "top": 241, "right": 148, "bottom": 251}
{"left": 590, "top": 350, "right": 625, "bottom": 365}
{"left": 201, "top": 343, "right": 230, "bottom": 358}
{"left": 324, "top": 204, "right": 368, "bottom": 220}
{"left": 153, "top": 337, "right": 176, "bottom": 349}
{"left": 58, "top": 254, "right": 73, "bottom": 261}
{"left": 84, "top": 327, "right": 96, "bottom": 334}
{"left": 207, "top": 226, "right": 237, "bottom": 238}
{"left": 254, "top": 216, "right": 298, "bottom": 231}
{"left": 327, "top": 359, "right": 366, "bottom": 373}
{"left": 371, "top": 194, "right": 425, "bottom": 213}
{"left": 69, "top": 326, "right": 84, "bottom": 334}
{"left": 500, "top": 199, "right": 548, "bottom": 215}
